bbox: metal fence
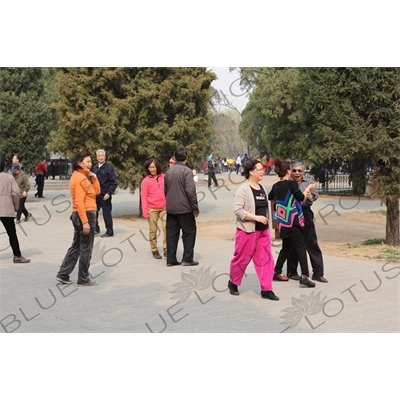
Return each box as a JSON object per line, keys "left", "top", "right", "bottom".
{"left": 305, "top": 171, "right": 353, "bottom": 192}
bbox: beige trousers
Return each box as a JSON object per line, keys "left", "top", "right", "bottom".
{"left": 148, "top": 208, "right": 167, "bottom": 253}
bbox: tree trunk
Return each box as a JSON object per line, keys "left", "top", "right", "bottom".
{"left": 386, "top": 197, "right": 400, "bottom": 246}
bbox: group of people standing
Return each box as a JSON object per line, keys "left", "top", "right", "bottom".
{"left": 1, "top": 146, "right": 327, "bottom": 302}
{"left": 228, "top": 157, "right": 328, "bottom": 301}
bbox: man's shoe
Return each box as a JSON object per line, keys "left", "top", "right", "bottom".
{"left": 101, "top": 233, "right": 113, "bottom": 238}
{"left": 312, "top": 275, "right": 328, "bottom": 283}
{"left": 167, "top": 261, "right": 182, "bottom": 267}
{"left": 288, "top": 274, "right": 300, "bottom": 281}
{"left": 228, "top": 280, "right": 239, "bottom": 295}
{"left": 13, "top": 256, "right": 31, "bottom": 263}
{"left": 273, "top": 273, "right": 289, "bottom": 281}
{"left": 56, "top": 276, "right": 73, "bottom": 284}
{"left": 77, "top": 280, "right": 98, "bottom": 286}
{"left": 95, "top": 229, "right": 100, "bottom": 234}
{"left": 300, "top": 275, "right": 316, "bottom": 288}
{"left": 15, "top": 219, "right": 21, "bottom": 224}
{"left": 24, "top": 213, "right": 32, "bottom": 222}
{"left": 181, "top": 261, "right": 199, "bottom": 266}
{"left": 261, "top": 290, "right": 279, "bottom": 301}
{"left": 153, "top": 250, "right": 162, "bottom": 259}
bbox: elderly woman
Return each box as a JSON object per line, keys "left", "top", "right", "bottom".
{"left": 0, "top": 155, "right": 31, "bottom": 263}
{"left": 228, "top": 159, "right": 278, "bottom": 301}
{"left": 140, "top": 158, "right": 167, "bottom": 259}
{"left": 56, "top": 151, "right": 100, "bottom": 286}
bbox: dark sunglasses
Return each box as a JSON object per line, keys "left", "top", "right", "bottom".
{"left": 292, "top": 169, "right": 303, "bottom": 173}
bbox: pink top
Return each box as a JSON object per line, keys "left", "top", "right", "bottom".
{"left": 140, "top": 174, "right": 166, "bottom": 218}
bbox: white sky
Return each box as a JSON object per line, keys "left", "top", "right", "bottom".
{"left": 208, "top": 67, "right": 249, "bottom": 113}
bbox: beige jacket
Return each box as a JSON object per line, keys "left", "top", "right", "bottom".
{"left": 0, "top": 172, "right": 20, "bottom": 217}
{"left": 234, "top": 182, "right": 269, "bottom": 233}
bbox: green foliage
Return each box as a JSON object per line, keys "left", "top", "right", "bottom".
{"left": 52, "top": 67, "right": 216, "bottom": 191}
{"left": 0, "top": 67, "right": 58, "bottom": 172}
{"left": 362, "top": 238, "right": 386, "bottom": 245}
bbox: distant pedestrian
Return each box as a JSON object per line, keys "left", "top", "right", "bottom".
{"left": 140, "top": 158, "right": 167, "bottom": 260}
{"left": 93, "top": 149, "right": 117, "bottom": 237}
{"left": 235, "top": 154, "right": 241, "bottom": 174}
{"left": 207, "top": 153, "right": 219, "bottom": 188}
{"left": 164, "top": 148, "right": 199, "bottom": 267}
{"left": 35, "top": 157, "right": 47, "bottom": 198}
{"left": 0, "top": 155, "right": 31, "bottom": 263}
{"left": 56, "top": 151, "right": 100, "bottom": 286}
{"left": 11, "top": 163, "right": 32, "bottom": 224}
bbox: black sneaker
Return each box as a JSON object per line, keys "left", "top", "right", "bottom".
{"left": 228, "top": 280, "right": 239, "bottom": 295}
{"left": 56, "top": 276, "right": 73, "bottom": 284}
{"left": 15, "top": 219, "right": 21, "bottom": 224}
{"left": 24, "top": 213, "right": 32, "bottom": 222}
{"left": 261, "top": 290, "right": 279, "bottom": 301}
{"left": 300, "top": 275, "right": 316, "bottom": 288}
{"left": 77, "top": 280, "right": 98, "bottom": 286}
{"left": 181, "top": 261, "right": 199, "bottom": 266}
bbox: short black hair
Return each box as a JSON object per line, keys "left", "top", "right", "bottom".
{"left": 174, "top": 148, "right": 187, "bottom": 162}
{"left": 14, "top": 154, "right": 22, "bottom": 163}
{"left": 242, "top": 159, "right": 260, "bottom": 179}
{"left": 72, "top": 151, "right": 91, "bottom": 171}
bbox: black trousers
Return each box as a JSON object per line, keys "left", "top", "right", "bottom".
{"left": 275, "top": 232, "right": 310, "bottom": 277}
{"left": 96, "top": 195, "right": 113, "bottom": 235}
{"left": 287, "top": 208, "right": 324, "bottom": 277}
{"left": 208, "top": 171, "right": 218, "bottom": 187}
{"left": 166, "top": 212, "right": 197, "bottom": 264}
{"left": 36, "top": 174, "right": 45, "bottom": 197}
{"left": 16, "top": 197, "right": 29, "bottom": 221}
{"left": 57, "top": 211, "right": 96, "bottom": 283}
{"left": 0, "top": 217, "right": 21, "bottom": 257}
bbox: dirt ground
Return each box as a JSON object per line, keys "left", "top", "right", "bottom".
{"left": 196, "top": 209, "right": 397, "bottom": 263}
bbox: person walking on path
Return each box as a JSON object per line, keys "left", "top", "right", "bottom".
{"left": 34, "top": 157, "right": 47, "bottom": 198}
{"left": 140, "top": 158, "right": 167, "bottom": 260}
{"left": 268, "top": 157, "right": 316, "bottom": 288}
{"left": 207, "top": 153, "right": 219, "bottom": 188}
{"left": 235, "top": 154, "right": 242, "bottom": 174}
{"left": 93, "top": 149, "right": 117, "bottom": 237}
{"left": 11, "top": 163, "right": 32, "bottom": 224}
{"left": 286, "top": 159, "right": 328, "bottom": 283}
{"left": 228, "top": 159, "right": 278, "bottom": 301}
{"left": 0, "top": 155, "right": 30, "bottom": 263}
{"left": 56, "top": 151, "right": 100, "bottom": 286}
{"left": 164, "top": 148, "right": 199, "bottom": 267}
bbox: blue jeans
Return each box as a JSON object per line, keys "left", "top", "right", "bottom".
{"left": 57, "top": 211, "right": 96, "bottom": 283}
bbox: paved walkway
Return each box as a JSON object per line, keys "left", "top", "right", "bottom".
{"left": 0, "top": 173, "right": 398, "bottom": 333}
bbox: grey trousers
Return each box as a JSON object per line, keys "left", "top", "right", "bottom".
{"left": 57, "top": 211, "right": 96, "bottom": 284}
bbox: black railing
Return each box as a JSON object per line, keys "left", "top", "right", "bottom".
{"left": 305, "top": 171, "right": 353, "bottom": 192}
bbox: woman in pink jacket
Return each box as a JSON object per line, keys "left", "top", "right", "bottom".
{"left": 140, "top": 159, "right": 166, "bottom": 259}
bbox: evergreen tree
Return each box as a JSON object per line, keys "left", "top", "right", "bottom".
{"left": 0, "top": 67, "right": 57, "bottom": 172}
{"left": 52, "top": 67, "right": 216, "bottom": 190}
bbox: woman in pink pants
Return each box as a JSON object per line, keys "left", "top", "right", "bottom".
{"left": 228, "top": 159, "right": 278, "bottom": 301}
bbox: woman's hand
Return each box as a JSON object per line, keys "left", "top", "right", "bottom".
{"left": 255, "top": 215, "right": 269, "bottom": 225}
{"left": 82, "top": 222, "right": 90, "bottom": 235}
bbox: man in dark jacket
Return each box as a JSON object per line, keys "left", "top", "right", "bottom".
{"left": 164, "top": 148, "right": 199, "bottom": 267}
{"left": 93, "top": 149, "right": 117, "bottom": 237}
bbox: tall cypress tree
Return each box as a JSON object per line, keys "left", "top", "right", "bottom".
{"left": 0, "top": 67, "right": 57, "bottom": 172}
{"left": 52, "top": 67, "right": 216, "bottom": 190}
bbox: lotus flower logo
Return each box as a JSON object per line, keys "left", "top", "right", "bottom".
{"left": 280, "top": 291, "right": 326, "bottom": 332}
{"left": 91, "top": 241, "right": 107, "bottom": 265}
{"left": 169, "top": 266, "right": 217, "bottom": 303}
